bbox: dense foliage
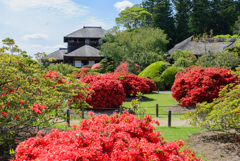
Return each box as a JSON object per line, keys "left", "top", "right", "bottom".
{"left": 196, "top": 51, "right": 240, "bottom": 70}
{"left": 0, "top": 53, "right": 88, "bottom": 157}
{"left": 161, "top": 67, "right": 182, "bottom": 89}
{"left": 171, "top": 66, "right": 238, "bottom": 107}
{"left": 99, "top": 27, "right": 167, "bottom": 73}
{"left": 115, "top": 4, "right": 151, "bottom": 30}
{"left": 12, "top": 112, "right": 202, "bottom": 161}
{"left": 138, "top": 61, "right": 169, "bottom": 89}
{"left": 47, "top": 63, "right": 79, "bottom": 76}
{"left": 184, "top": 67, "right": 240, "bottom": 133}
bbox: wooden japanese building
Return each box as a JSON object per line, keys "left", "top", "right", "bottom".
{"left": 46, "top": 26, "right": 107, "bottom": 67}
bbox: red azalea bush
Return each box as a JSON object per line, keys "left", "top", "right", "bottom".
{"left": 12, "top": 112, "right": 202, "bottom": 161}
{"left": 139, "top": 77, "right": 157, "bottom": 92}
{"left": 72, "top": 68, "right": 89, "bottom": 78}
{"left": 114, "top": 61, "right": 128, "bottom": 75}
{"left": 120, "top": 75, "right": 151, "bottom": 96}
{"left": 86, "top": 79, "right": 126, "bottom": 108}
{"left": 171, "top": 66, "right": 239, "bottom": 107}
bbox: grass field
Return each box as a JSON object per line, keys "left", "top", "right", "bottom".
{"left": 122, "top": 93, "right": 178, "bottom": 117}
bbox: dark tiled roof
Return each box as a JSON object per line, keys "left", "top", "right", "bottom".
{"left": 168, "top": 37, "right": 237, "bottom": 55}
{"left": 46, "top": 48, "right": 67, "bottom": 60}
{"left": 64, "top": 26, "right": 107, "bottom": 39}
{"left": 64, "top": 45, "right": 104, "bottom": 57}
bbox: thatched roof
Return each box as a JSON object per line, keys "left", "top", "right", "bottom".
{"left": 168, "top": 36, "right": 237, "bottom": 56}
{"left": 64, "top": 45, "right": 104, "bottom": 57}
{"left": 64, "top": 26, "right": 107, "bottom": 41}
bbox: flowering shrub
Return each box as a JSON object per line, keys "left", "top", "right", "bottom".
{"left": 86, "top": 79, "right": 126, "bottom": 108}
{"left": 91, "top": 63, "right": 100, "bottom": 70}
{"left": 0, "top": 53, "right": 88, "bottom": 158}
{"left": 114, "top": 61, "right": 128, "bottom": 75}
{"left": 119, "top": 75, "right": 151, "bottom": 96}
{"left": 184, "top": 66, "right": 240, "bottom": 133}
{"left": 184, "top": 83, "right": 240, "bottom": 133}
{"left": 172, "top": 66, "right": 239, "bottom": 107}
{"left": 72, "top": 68, "right": 89, "bottom": 78}
{"left": 12, "top": 112, "right": 202, "bottom": 161}
{"left": 139, "top": 77, "right": 157, "bottom": 92}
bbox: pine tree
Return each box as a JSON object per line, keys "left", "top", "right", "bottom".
{"left": 173, "top": 0, "right": 192, "bottom": 43}
{"left": 189, "top": 0, "right": 212, "bottom": 35}
{"left": 151, "top": 0, "right": 176, "bottom": 48}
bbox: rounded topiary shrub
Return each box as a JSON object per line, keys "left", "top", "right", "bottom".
{"left": 171, "top": 66, "right": 239, "bottom": 107}
{"left": 138, "top": 61, "right": 169, "bottom": 89}
{"left": 161, "top": 67, "right": 183, "bottom": 89}
{"left": 12, "top": 112, "right": 202, "bottom": 161}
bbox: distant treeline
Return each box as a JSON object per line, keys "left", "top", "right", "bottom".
{"left": 140, "top": 0, "right": 240, "bottom": 48}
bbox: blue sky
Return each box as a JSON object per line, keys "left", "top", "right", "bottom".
{"left": 0, "top": 0, "right": 142, "bottom": 58}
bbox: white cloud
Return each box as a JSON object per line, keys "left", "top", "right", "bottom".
{"left": 44, "top": 44, "right": 66, "bottom": 50}
{"left": 114, "top": 1, "right": 133, "bottom": 12}
{"left": 22, "top": 33, "right": 48, "bottom": 40}
{"left": 0, "top": 0, "right": 89, "bottom": 16}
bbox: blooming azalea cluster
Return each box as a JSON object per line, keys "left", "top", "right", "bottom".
{"left": 79, "top": 72, "right": 156, "bottom": 108}
{"left": 31, "top": 103, "right": 48, "bottom": 115}
{"left": 114, "top": 62, "right": 129, "bottom": 75}
{"left": 172, "top": 66, "right": 239, "bottom": 107}
{"left": 72, "top": 68, "right": 89, "bottom": 79}
{"left": 91, "top": 63, "right": 100, "bottom": 70}
{"left": 86, "top": 79, "right": 126, "bottom": 108}
{"left": 12, "top": 112, "right": 202, "bottom": 161}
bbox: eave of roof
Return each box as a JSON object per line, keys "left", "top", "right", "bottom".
{"left": 64, "top": 45, "right": 104, "bottom": 57}
{"left": 64, "top": 26, "right": 107, "bottom": 41}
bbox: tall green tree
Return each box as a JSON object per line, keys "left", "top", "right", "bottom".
{"left": 189, "top": 0, "right": 211, "bottom": 35}
{"left": 1, "top": 38, "right": 27, "bottom": 55}
{"left": 151, "top": 0, "right": 176, "bottom": 48}
{"left": 210, "top": 0, "right": 239, "bottom": 35}
{"left": 173, "top": 0, "right": 192, "bottom": 43}
{"left": 115, "top": 4, "right": 151, "bottom": 30}
{"left": 99, "top": 27, "right": 168, "bottom": 73}
{"left": 141, "top": 0, "right": 161, "bottom": 14}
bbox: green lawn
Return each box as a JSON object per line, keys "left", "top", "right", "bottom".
{"left": 122, "top": 93, "right": 178, "bottom": 117}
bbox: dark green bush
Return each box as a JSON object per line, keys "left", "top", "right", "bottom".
{"left": 161, "top": 67, "right": 183, "bottom": 89}
{"left": 106, "top": 65, "right": 115, "bottom": 72}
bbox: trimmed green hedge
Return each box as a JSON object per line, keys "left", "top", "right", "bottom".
{"left": 161, "top": 67, "right": 183, "bottom": 89}
{"left": 138, "top": 61, "right": 169, "bottom": 90}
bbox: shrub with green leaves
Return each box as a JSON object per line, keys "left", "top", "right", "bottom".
{"left": 184, "top": 83, "right": 240, "bottom": 133}
{"left": 161, "top": 67, "right": 183, "bottom": 89}
{"left": 170, "top": 49, "right": 197, "bottom": 62}
{"left": 173, "top": 57, "right": 195, "bottom": 68}
{"left": 138, "top": 61, "right": 169, "bottom": 90}
{"left": 0, "top": 53, "right": 88, "bottom": 158}
{"left": 47, "top": 63, "right": 79, "bottom": 76}
{"left": 184, "top": 66, "right": 240, "bottom": 133}
{"left": 196, "top": 51, "right": 239, "bottom": 69}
